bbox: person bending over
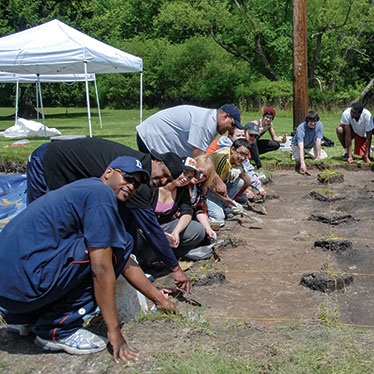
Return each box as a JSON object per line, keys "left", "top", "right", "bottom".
{"left": 0, "top": 157, "right": 177, "bottom": 362}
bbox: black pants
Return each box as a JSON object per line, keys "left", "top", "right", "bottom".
{"left": 250, "top": 139, "right": 280, "bottom": 169}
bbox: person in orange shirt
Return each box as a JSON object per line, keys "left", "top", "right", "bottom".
{"left": 205, "top": 127, "right": 245, "bottom": 155}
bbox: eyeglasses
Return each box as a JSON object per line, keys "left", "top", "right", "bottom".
{"left": 235, "top": 150, "right": 249, "bottom": 158}
{"left": 249, "top": 134, "right": 259, "bottom": 139}
{"left": 114, "top": 169, "right": 141, "bottom": 189}
{"left": 309, "top": 118, "right": 318, "bottom": 123}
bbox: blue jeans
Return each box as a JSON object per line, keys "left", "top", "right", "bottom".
{"left": 207, "top": 178, "right": 245, "bottom": 223}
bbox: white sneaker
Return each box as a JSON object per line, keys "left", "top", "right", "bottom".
{"left": 6, "top": 324, "right": 33, "bottom": 336}
{"left": 34, "top": 328, "right": 108, "bottom": 355}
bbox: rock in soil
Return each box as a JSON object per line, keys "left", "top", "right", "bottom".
{"left": 300, "top": 271, "right": 353, "bottom": 293}
{"left": 314, "top": 239, "right": 353, "bottom": 252}
{"left": 308, "top": 212, "right": 356, "bottom": 225}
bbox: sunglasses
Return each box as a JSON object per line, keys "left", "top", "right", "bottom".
{"left": 114, "top": 169, "right": 141, "bottom": 189}
{"left": 249, "top": 134, "right": 259, "bottom": 139}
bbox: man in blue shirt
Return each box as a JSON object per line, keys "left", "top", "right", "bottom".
{"left": 0, "top": 156, "right": 177, "bottom": 363}
{"left": 291, "top": 111, "right": 328, "bottom": 174}
{"left": 26, "top": 138, "right": 190, "bottom": 293}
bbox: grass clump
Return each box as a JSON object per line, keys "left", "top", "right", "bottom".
{"left": 154, "top": 350, "right": 258, "bottom": 374}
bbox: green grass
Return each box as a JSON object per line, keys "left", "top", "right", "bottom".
{"left": 0, "top": 106, "right": 351, "bottom": 167}
{"left": 131, "top": 317, "right": 374, "bottom": 374}
{"left": 0, "top": 106, "right": 149, "bottom": 163}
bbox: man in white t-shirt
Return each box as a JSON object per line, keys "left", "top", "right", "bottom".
{"left": 336, "top": 102, "right": 373, "bottom": 164}
{"left": 136, "top": 104, "right": 243, "bottom": 159}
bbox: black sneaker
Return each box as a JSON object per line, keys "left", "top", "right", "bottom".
{"left": 342, "top": 153, "right": 348, "bottom": 161}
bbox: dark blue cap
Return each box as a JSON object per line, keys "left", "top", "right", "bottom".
{"left": 108, "top": 156, "right": 150, "bottom": 184}
{"left": 220, "top": 104, "right": 243, "bottom": 129}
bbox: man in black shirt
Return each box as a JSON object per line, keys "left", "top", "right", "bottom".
{"left": 27, "top": 137, "right": 191, "bottom": 292}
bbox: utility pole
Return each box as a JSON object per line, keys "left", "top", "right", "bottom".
{"left": 293, "top": 0, "right": 308, "bottom": 130}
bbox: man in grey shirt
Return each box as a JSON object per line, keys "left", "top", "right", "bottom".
{"left": 136, "top": 104, "right": 243, "bottom": 159}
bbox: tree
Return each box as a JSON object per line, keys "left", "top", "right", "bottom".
{"left": 308, "top": 0, "right": 373, "bottom": 95}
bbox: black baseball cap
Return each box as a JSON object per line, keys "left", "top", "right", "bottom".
{"left": 244, "top": 122, "right": 260, "bottom": 136}
{"left": 150, "top": 150, "right": 184, "bottom": 179}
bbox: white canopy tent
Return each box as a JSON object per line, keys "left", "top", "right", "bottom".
{"left": 0, "top": 19, "right": 143, "bottom": 137}
{"left": 0, "top": 72, "right": 102, "bottom": 131}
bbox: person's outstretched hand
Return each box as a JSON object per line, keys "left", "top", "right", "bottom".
{"left": 108, "top": 330, "right": 140, "bottom": 364}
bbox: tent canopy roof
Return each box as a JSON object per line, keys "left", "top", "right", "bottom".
{"left": 0, "top": 19, "right": 142, "bottom": 75}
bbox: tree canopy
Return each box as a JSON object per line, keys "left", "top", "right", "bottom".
{"left": 0, "top": 0, "right": 372, "bottom": 110}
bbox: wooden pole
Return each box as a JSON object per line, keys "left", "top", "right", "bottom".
{"left": 293, "top": 0, "right": 308, "bottom": 130}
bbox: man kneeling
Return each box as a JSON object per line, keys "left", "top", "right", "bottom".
{"left": 0, "top": 156, "right": 176, "bottom": 363}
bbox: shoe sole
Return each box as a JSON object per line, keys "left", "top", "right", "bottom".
{"left": 34, "top": 336, "right": 107, "bottom": 355}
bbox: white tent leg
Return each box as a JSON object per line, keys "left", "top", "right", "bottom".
{"left": 36, "top": 82, "right": 39, "bottom": 121}
{"left": 94, "top": 75, "right": 102, "bottom": 128}
{"left": 15, "top": 79, "right": 19, "bottom": 125}
{"left": 84, "top": 62, "right": 93, "bottom": 137}
{"left": 37, "top": 74, "right": 47, "bottom": 138}
{"left": 140, "top": 72, "right": 143, "bottom": 124}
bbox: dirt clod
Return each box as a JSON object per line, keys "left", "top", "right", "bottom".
{"left": 314, "top": 239, "right": 352, "bottom": 252}
{"left": 308, "top": 212, "right": 356, "bottom": 225}
{"left": 300, "top": 271, "right": 353, "bottom": 293}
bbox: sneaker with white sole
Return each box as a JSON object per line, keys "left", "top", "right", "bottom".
{"left": 34, "top": 328, "right": 108, "bottom": 355}
{"left": 6, "top": 324, "right": 33, "bottom": 336}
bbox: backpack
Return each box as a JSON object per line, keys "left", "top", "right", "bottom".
{"left": 322, "top": 135, "right": 334, "bottom": 147}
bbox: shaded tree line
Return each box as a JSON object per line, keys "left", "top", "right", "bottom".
{"left": 0, "top": 0, "right": 372, "bottom": 112}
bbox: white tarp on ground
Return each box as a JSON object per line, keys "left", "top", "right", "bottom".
{"left": 0, "top": 19, "right": 143, "bottom": 136}
{"left": 0, "top": 118, "right": 61, "bottom": 138}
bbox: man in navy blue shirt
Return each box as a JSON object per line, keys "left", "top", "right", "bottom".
{"left": 0, "top": 156, "right": 177, "bottom": 363}
{"left": 26, "top": 138, "right": 191, "bottom": 292}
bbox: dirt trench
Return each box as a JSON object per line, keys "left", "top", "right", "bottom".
{"left": 187, "top": 168, "right": 374, "bottom": 327}
{"left": 0, "top": 168, "right": 373, "bottom": 373}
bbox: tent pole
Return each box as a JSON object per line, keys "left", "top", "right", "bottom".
{"left": 140, "top": 72, "right": 143, "bottom": 124}
{"left": 15, "top": 79, "right": 19, "bottom": 125}
{"left": 36, "top": 81, "right": 39, "bottom": 120}
{"left": 37, "top": 74, "right": 47, "bottom": 138}
{"left": 84, "top": 62, "right": 93, "bottom": 137}
{"left": 93, "top": 75, "right": 102, "bottom": 128}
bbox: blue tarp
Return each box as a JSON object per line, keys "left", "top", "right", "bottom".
{"left": 0, "top": 173, "right": 27, "bottom": 231}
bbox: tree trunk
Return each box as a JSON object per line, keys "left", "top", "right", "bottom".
{"left": 353, "top": 78, "right": 374, "bottom": 104}
{"left": 18, "top": 87, "right": 40, "bottom": 119}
